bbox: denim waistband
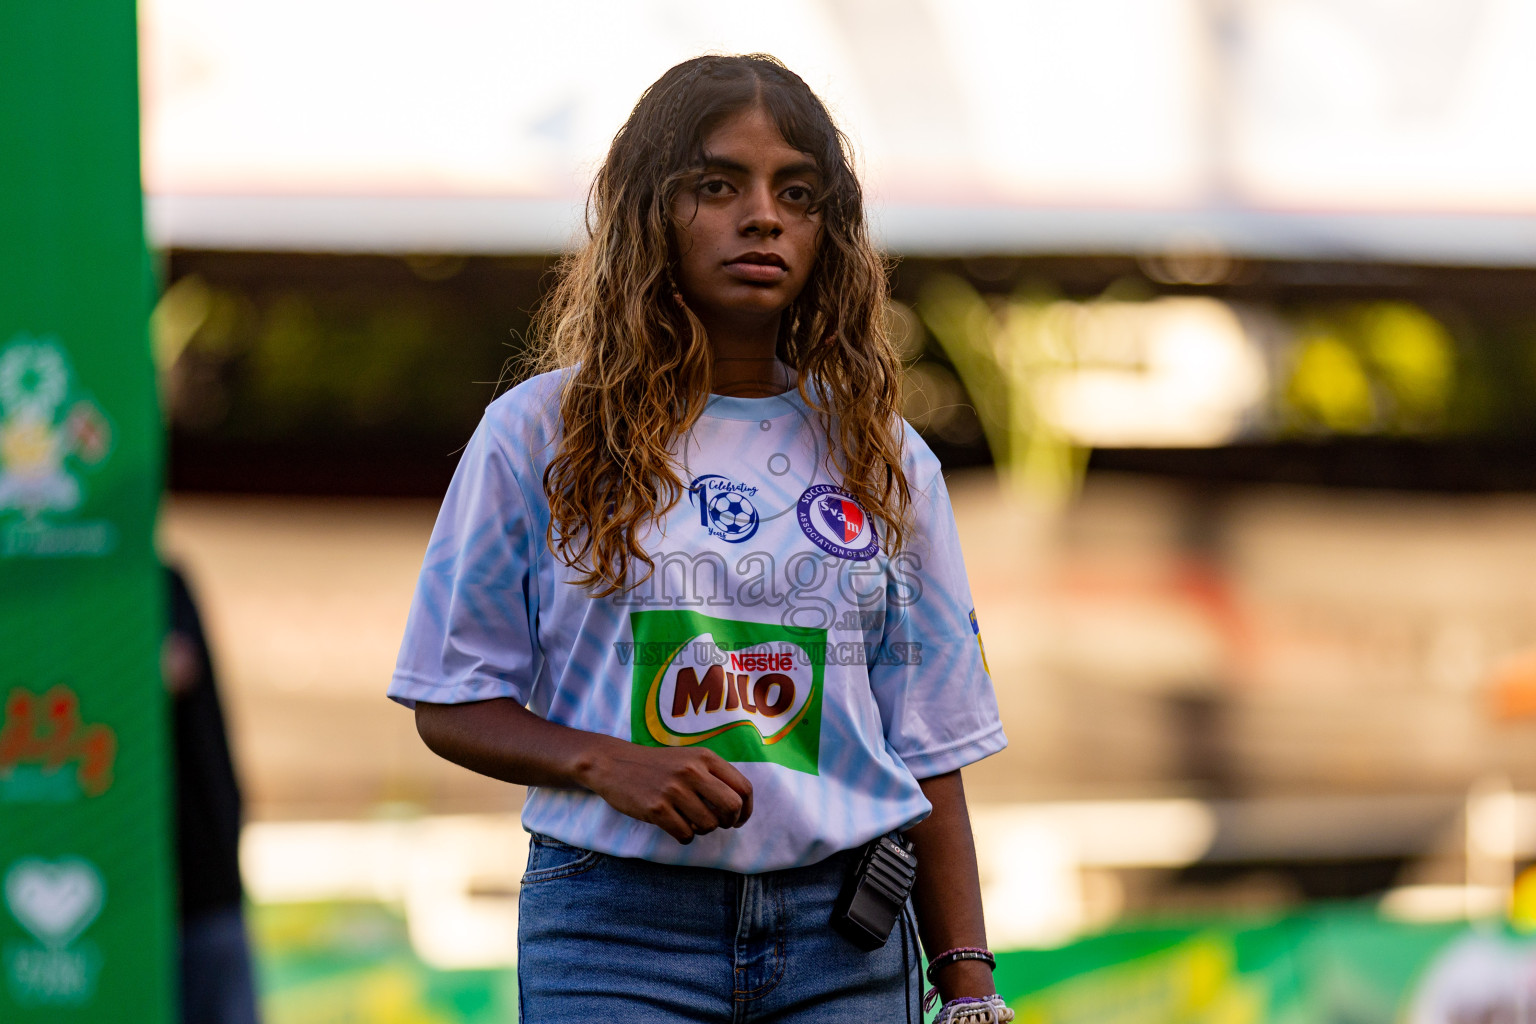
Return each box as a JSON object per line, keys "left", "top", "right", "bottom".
{"left": 524, "top": 829, "right": 898, "bottom": 877}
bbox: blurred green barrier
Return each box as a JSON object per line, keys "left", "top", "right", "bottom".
{"left": 251, "top": 900, "right": 1536, "bottom": 1024}
{"left": 0, "top": 3, "right": 173, "bottom": 1022}
{"left": 994, "top": 907, "right": 1531, "bottom": 1024}
{"left": 253, "top": 903, "right": 515, "bottom": 1024}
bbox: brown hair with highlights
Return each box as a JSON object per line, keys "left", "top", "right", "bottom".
{"left": 529, "top": 54, "right": 909, "bottom": 595}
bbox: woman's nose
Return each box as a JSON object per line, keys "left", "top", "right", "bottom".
{"left": 739, "top": 182, "right": 783, "bottom": 238}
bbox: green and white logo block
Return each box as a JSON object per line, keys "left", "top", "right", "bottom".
{"left": 629, "top": 610, "right": 826, "bottom": 775}
{"left": 3, "top": 857, "right": 105, "bottom": 1005}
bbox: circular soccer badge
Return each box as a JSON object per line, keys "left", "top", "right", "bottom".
{"left": 797, "top": 484, "right": 879, "bottom": 560}
{"left": 689, "top": 474, "right": 760, "bottom": 543}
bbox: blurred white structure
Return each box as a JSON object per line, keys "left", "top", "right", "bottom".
{"left": 245, "top": 795, "right": 1536, "bottom": 957}
{"left": 142, "top": 0, "right": 1536, "bottom": 262}
{"left": 1032, "top": 297, "right": 1268, "bottom": 448}
{"left": 242, "top": 815, "right": 528, "bottom": 970}
{"left": 239, "top": 803, "right": 1216, "bottom": 960}
{"left": 971, "top": 800, "right": 1217, "bottom": 947}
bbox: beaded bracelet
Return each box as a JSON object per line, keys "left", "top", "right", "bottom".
{"left": 924, "top": 946, "right": 997, "bottom": 985}
{"left": 932, "top": 994, "right": 1015, "bottom": 1024}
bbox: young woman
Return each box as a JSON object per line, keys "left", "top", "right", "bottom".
{"left": 390, "top": 54, "right": 1011, "bottom": 1024}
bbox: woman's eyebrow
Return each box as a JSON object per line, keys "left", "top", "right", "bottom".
{"left": 699, "top": 154, "right": 749, "bottom": 174}
{"left": 698, "top": 154, "right": 821, "bottom": 180}
{"left": 774, "top": 160, "right": 820, "bottom": 180}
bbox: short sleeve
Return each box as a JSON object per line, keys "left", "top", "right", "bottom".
{"left": 868, "top": 467, "right": 1007, "bottom": 779}
{"left": 388, "top": 415, "right": 542, "bottom": 709}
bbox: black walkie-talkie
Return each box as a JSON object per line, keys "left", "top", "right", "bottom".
{"left": 831, "top": 832, "right": 918, "bottom": 951}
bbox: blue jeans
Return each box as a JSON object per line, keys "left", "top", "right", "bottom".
{"left": 517, "top": 833, "right": 921, "bottom": 1023}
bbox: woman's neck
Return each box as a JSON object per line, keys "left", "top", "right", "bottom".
{"left": 703, "top": 313, "right": 794, "bottom": 398}
{"left": 710, "top": 354, "right": 795, "bottom": 398}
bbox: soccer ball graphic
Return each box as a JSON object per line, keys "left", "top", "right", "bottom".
{"left": 707, "top": 491, "right": 757, "bottom": 540}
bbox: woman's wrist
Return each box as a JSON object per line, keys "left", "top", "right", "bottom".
{"left": 930, "top": 958, "right": 997, "bottom": 1001}
{"left": 567, "top": 732, "right": 624, "bottom": 791}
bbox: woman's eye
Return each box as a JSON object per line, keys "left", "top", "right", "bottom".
{"left": 783, "top": 186, "right": 812, "bottom": 203}
{"left": 700, "top": 179, "right": 730, "bottom": 196}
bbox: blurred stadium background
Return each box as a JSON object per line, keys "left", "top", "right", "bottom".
{"left": 140, "top": 1, "right": 1536, "bottom": 1020}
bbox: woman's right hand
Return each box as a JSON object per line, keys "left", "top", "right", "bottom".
{"left": 415, "top": 698, "right": 753, "bottom": 844}
{"left": 578, "top": 741, "right": 754, "bottom": 844}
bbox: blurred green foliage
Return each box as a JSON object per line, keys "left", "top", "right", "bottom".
{"left": 906, "top": 267, "right": 1536, "bottom": 498}
{"left": 155, "top": 255, "right": 544, "bottom": 447}
{"left": 1284, "top": 303, "right": 1456, "bottom": 435}
{"left": 155, "top": 255, "right": 1536, "bottom": 495}
{"left": 915, "top": 275, "right": 1088, "bottom": 502}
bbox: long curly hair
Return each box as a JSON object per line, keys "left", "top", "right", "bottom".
{"left": 529, "top": 54, "right": 910, "bottom": 596}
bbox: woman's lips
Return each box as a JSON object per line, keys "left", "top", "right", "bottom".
{"left": 724, "top": 261, "right": 789, "bottom": 284}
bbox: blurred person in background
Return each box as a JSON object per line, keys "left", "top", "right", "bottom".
{"left": 390, "top": 54, "right": 1012, "bottom": 1024}
{"left": 163, "top": 563, "right": 261, "bottom": 1024}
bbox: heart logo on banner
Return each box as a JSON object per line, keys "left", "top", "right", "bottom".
{"left": 4, "top": 857, "right": 104, "bottom": 950}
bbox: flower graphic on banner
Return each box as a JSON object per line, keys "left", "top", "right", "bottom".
{"left": 0, "top": 335, "right": 110, "bottom": 518}
{"left": 0, "top": 334, "right": 117, "bottom": 558}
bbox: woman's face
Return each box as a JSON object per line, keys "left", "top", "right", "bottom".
{"left": 669, "top": 104, "right": 823, "bottom": 333}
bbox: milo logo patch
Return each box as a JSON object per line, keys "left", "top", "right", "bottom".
{"left": 629, "top": 610, "right": 824, "bottom": 775}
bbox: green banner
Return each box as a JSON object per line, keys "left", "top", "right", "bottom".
{"left": 0, "top": 3, "right": 173, "bottom": 1022}
{"left": 995, "top": 909, "right": 1536, "bottom": 1024}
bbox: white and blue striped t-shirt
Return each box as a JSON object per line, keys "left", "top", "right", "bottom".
{"left": 390, "top": 369, "right": 1006, "bottom": 873}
